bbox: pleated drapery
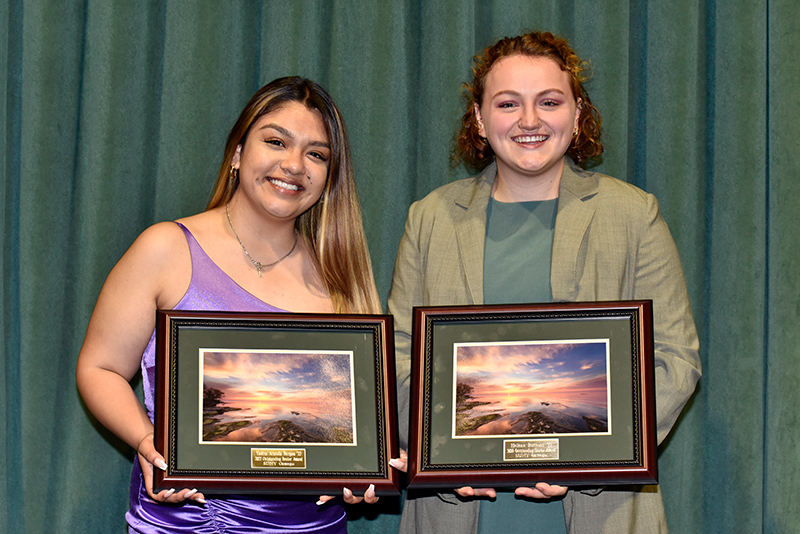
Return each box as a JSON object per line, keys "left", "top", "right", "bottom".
{"left": 3, "top": 1, "right": 799, "bottom": 532}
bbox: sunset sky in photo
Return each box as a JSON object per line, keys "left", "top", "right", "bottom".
{"left": 455, "top": 341, "right": 609, "bottom": 408}
{"left": 202, "top": 350, "right": 354, "bottom": 414}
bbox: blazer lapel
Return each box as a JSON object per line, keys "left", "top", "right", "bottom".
{"left": 453, "top": 164, "right": 495, "bottom": 305}
{"left": 551, "top": 160, "right": 598, "bottom": 302}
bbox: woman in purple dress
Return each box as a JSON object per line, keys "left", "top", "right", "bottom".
{"left": 77, "top": 77, "right": 382, "bottom": 533}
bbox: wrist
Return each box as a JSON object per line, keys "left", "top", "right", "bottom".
{"left": 136, "top": 432, "right": 154, "bottom": 453}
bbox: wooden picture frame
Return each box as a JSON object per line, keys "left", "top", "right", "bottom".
{"left": 407, "top": 301, "right": 657, "bottom": 489}
{"left": 154, "top": 310, "right": 400, "bottom": 496}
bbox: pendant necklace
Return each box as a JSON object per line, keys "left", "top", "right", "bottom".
{"left": 226, "top": 203, "right": 298, "bottom": 277}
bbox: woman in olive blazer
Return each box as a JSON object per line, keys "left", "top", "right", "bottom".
{"left": 388, "top": 159, "right": 701, "bottom": 533}
{"left": 388, "top": 31, "right": 700, "bottom": 533}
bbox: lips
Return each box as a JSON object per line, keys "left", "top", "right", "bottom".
{"left": 268, "top": 177, "right": 302, "bottom": 191}
{"left": 513, "top": 134, "right": 548, "bottom": 144}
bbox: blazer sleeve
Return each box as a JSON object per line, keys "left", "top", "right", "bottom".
{"left": 634, "top": 193, "right": 701, "bottom": 443}
{"left": 386, "top": 201, "right": 426, "bottom": 450}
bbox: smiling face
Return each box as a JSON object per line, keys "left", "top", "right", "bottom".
{"left": 475, "top": 55, "right": 581, "bottom": 197}
{"left": 232, "top": 101, "right": 330, "bottom": 223}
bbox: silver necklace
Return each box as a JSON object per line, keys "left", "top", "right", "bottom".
{"left": 226, "top": 203, "right": 298, "bottom": 277}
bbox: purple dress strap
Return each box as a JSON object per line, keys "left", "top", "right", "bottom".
{"left": 126, "top": 222, "right": 346, "bottom": 533}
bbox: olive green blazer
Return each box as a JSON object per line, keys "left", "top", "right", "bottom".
{"left": 388, "top": 159, "right": 700, "bottom": 533}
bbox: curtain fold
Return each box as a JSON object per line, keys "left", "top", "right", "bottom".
{"left": 3, "top": 1, "right": 798, "bottom": 532}
{"left": 765, "top": 1, "right": 800, "bottom": 533}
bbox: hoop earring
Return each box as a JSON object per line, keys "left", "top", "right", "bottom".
{"left": 229, "top": 164, "right": 239, "bottom": 183}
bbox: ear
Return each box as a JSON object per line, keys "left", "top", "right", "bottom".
{"left": 232, "top": 144, "right": 242, "bottom": 168}
{"left": 473, "top": 102, "right": 487, "bottom": 138}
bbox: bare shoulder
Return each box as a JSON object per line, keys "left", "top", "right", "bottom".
{"left": 126, "top": 221, "right": 189, "bottom": 259}
{"left": 108, "top": 221, "right": 191, "bottom": 309}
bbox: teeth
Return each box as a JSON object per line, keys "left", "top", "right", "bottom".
{"left": 270, "top": 178, "right": 300, "bottom": 191}
{"left": 514, "top": 135, "right": 548, "bottom": 143}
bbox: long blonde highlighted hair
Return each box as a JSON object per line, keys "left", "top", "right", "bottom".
{"left": 207, "top": 77, "right": 380, "bottom": 314}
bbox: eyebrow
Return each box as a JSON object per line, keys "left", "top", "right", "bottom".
{"left": 258, "top": 123, "right": 330, "bottom": 149}
{"left": 490, "top": 88, "right": 568, "bottom": 100}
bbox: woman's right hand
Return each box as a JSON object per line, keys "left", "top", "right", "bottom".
{"left": 137, "top": 433, "right": 206, "bottom": 505}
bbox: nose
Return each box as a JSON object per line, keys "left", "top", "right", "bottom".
{"left": 280, "top": 148, "right": 305, "bottom": 176}
{"left": 518, "top": 105, "right": 541, "bottom": 130}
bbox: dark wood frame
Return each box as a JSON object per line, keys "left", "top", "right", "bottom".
{"left": 407, "top": 301, "right": 657, "bottom": 489}
{"left": 154, "top": 310, "right": 400, "bottom": 496}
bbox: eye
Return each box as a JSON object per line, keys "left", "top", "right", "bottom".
{"left": 308, "top": 151, "right": 329, "bottom": 162}
{"left": 497, "top": 101, "right": 517, "bottom": 109}
{"left": 540, "top": 99, "right": 560, "bottom": 107}
{"left": 265, "top": 138, "right": 285, "bottom": 147}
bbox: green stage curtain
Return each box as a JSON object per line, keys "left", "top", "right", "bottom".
{"left": 3, "top": 1, "right": 798, "bottom": 532}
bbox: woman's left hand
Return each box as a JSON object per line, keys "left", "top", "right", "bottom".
{"left": 316, "top": 449, "right": 407, "bottom": 505}
{"left": 317, "top": 483, "right": 378, "bottom": 506}
{"left": 388, "top": 449, "right": 408, "bottom": 473}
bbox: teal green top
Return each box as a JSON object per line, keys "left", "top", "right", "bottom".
{"left": 478, "top": 196, "right": 566, "bottom": 533}
{"left": 483, "top": 197, "right": 557, "bottom": 305}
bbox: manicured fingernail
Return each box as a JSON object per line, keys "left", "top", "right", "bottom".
{"left": 185, "top": 488, "right": 197, "bottom": 498}
{"left": 343, "top": 487, "right": 353, "bottom": 499}
{"left": 367, "top": 484, "right": 375, "bottom": 497}
{"left": 195, "top": 496, "right": 206, "bottom": 504}
{"left": 316, "top": 499, "right": 326, "bottom": 506}
{"left": 389, "top": 459, "right": 400, "bottom": 469}
{"left": 163, "top": 488, "right": 175, "bottom": 499}
{"left": 154, "top": 459, "right": 168, "bottom": 471}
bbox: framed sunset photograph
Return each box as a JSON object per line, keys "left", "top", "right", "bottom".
{"left": 407, "top": 301, "right": 657, "bottom": 489}
{"left": 153, "top": 310, "right": 399, "bottom": 496}
{"left": 200, "top": 349, "right": 357, "bottom": 446}
{"left": 453, "top": 340, "right": 610, "bottom": 439}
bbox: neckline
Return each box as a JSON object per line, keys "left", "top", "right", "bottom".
{"left": 176, "top": 222, "right": 288, "bottom": 312}
{"left": 489, "top": 196, "right": 558, "bottom": 206}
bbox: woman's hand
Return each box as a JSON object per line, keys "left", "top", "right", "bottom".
{"left": 455, "top": 483, "right": 568, "bottom": 500}
{"left": 514, "top": 483, "right": 568, "bottom": 499}
{"left": 316, "top": 449, "right": 407, "bottom": 505}
{"left": 388, "top": 449, "right": 408, "bottom": 473}
{"left": 454, "top": 486, "right": 498, "bottom": 499}
{"left": 137, "top": 433, "right": 206, "bottom": 505}
{"left": 317, "top": 484, "right": 378, "bottom": 506}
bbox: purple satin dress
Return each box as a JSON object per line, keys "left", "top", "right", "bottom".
{"left": 126, "top": 223, "right": 347, "bottom": 533}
